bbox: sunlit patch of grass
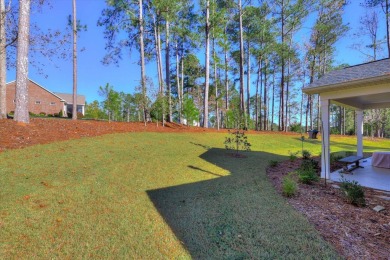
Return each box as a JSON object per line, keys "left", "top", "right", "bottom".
{"left": 1, "top": 131, "right": 387, "bottom": 258}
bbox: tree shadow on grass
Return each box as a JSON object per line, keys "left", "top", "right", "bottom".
{"left": 147, "top": 148, "right": 339, "bottom": 259}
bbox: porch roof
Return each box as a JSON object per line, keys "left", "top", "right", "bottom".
{"left": 303, "top": 58, "right": 390, "bottom": 110}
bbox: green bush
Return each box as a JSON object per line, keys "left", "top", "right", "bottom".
{"left": 289, "top": 123, "right": 302, "bottom": 133}
{"left": 288, "top": 151, "right": 299, "bottom": 161}
{"left": 269, "top": 160, "right": 278, "bottom": 167}
{"left": 330, "top": 153, "right": 343, "bottom": 164}
{"left": 301, "top": 150, "right": 311, "bottom": 160}
{"left": 298, "top": 168, "right": 319, "bottom": 184}
{"left": 300, "top": 158, "right": 319, "bottom": 171}
{"left": 339, "top": 177, "right": 366, "bottom": 207}
{"left": 282, "top": 174, "right": 298, "bottom": 197}
{"left": 77, "top": 112, "right": 84, "bottom": 119}
{"left": 345, "top": 151, "right": 353, "bottom": 157}
{"left": 298, "top": 159, "right": 319, "bottom": 184}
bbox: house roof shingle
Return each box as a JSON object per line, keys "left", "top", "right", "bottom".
{"left": 54, "top": 93, "right": 86, "bottom": 106}
{"left": 303, "top": 58, "right": 390, "bottom": 93}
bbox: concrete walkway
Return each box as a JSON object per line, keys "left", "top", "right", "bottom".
{"left": 330, "top": 157, "right": 390, "bottom": 191}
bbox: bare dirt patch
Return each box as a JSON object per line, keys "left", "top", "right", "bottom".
{"left": 267, "top": 158, "right": 390, "bottom": 259}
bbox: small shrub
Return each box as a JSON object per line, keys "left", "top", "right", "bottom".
{"left": 282, "top": 174, "right": 298, "bottom": 197}
{"left": 289, "top": 123, "right": 302, "bottom": 133}
{"left": 77, "top": 112, "right": 84, "bottom": 119}
{"left": 59, "top": 110, "right": 64, "bottom": 117}
{"left": 330, "top": 153, "right": 343, "bottom": 164}
{"left": 345, "top": 151, "right": 353, "bottom": 157}
{"left": 339, "top": 177, "right": 366, "bottom": 207}
{"left": 302, "top": 150, "right": 311, "bottom": 160}
{"left": 269, "top": 160, "right": 278, "bottom": 167}
{"left": 300, "top": 158, "right": 319, "bottom": 171}
{"left": 298, "top": 168, "right": 319, "bottom": 184}
{"left": 298, "top": 159, "right": 319, "bottom": 184}
{"left": 39, "top": 112, "right": 46, "bottom": 116}
{"left": 224, "top": 130, "right": 251, "bottom": 156}
{"left": 288, "top": 151, "right": 299, "bottom": 161}
{"left": 346, "top": 128, "right": 355, "bottom": 135}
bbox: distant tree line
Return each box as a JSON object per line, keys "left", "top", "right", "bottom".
{"left": 97, "top": 0, "right": 390, "bottom": 137}
{"left": 1, "top": 0, "right": 390, "bottom": 138}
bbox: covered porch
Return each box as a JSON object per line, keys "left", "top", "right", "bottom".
{"left": 303, "top": 58, "right": 390, "bottom": 191}
{"left": 331, "top": 157, "right": 390, "bottom": 191}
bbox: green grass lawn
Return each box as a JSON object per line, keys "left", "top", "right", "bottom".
{"left": 1, "top": 132, "right": 389, "bottom": 258}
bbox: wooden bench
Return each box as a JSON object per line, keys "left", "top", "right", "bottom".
{"left": 338, "top": 155, "right": 364, "bottom": 173}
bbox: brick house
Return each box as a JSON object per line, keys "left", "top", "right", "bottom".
{"left": 54, "top": 92, "right": 86, "bottom": 116}
{"left": 6, "top": 79, "right": 85, "bottom": 116}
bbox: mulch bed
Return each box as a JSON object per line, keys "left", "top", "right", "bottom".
{"left": 0, "top": 118, "right": 224, "bottom": 152}
{"left": 267, "top": 158, "right": 390, "bottom": 259}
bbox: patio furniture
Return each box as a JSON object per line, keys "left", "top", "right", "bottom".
{"left": 338, "top": 155, "right": 364, "bottom": 173}
{"left": 372, "top": 152, "right": 390, "bottom": 169}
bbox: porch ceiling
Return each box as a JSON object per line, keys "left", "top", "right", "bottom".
{"left": 332, "top": 92, "right": 390, "bottom": 110}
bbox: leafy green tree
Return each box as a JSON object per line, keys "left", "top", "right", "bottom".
{"left": 120, "top": 92, "right": 136, "bottom": 122}
{"left": 150, "top": 93, "right": 168, "bottom": 124}
{"left": 182, "top": 94, "right": 199, "bottom": 126}
{"left": 98, "top": 83, "right": 122, "bottom": 122}
{"left": 85, "top": 100, "right": 104, "bottom": 119}
{"left": 98, "top": 0, "right": 148, "bottom": 123}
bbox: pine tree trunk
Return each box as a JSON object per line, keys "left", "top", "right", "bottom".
{"left": 212, "top": 37, "right": 219, "bottom": 130}
{"left": 72, "top": 0, "right": 78, "bottom": 120}
{"left": 224, "top": 27, "right": 229, "bottom": 112}
{"left": 255, "top": 58, "right": 261, "bottom": 131}
{"left": 14, "top": 0, "right": 31, "bottom": 124}
{"left": 280, "top": 3, "right": 285, "bottom": 132}
{"left": 165, "top": 20, "right": 172, "bottom": 122}
{"left": 203, "top": 0, "right": 210, "bottom": 128}
{"left": 246, "top": 40, "right": 250, "bottom": 118}
{"left": 238, "top": 0, "right": 246, "bottom": 129}
{"left": 157, "top": 22, "right": 164, "bottom": 94}
{"left": 386, "top": 0, "right": 390, "bottom": 57}
{"left": 285, "top": 54, "right": 292, "bottom": 132}
{"left": 139, "top": 0, "right": 147, "bottom": 125}
{"left": 175, "top": 41, "right": 181, "bottom": 123}
{"left": 271, "top": 65, "right": 275, "bottom": 131}
{"left": 152, "top": 13, "right": 163, "bottom": 92}
{"left": 263, "top": 60, "right": 268, "bottom": 130}
{"left": 0, "top": 0, "right": 6, "bottom": 119}
{"left": 181, "top": 57, "right": 184, "bottom": 107}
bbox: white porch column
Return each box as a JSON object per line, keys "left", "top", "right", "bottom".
{"left": 320, "top": 98, "right": 330, "bottom": 179}
{"left": 356, "top": 109, "right": 363, "bottom": 157}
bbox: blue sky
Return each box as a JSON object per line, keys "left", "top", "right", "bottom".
{"left": 6, "top": 0, "right": 388, "bottom": 103}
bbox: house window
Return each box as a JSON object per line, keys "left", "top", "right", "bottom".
{"left": 50, "top": 102, "right": 56, "bottom": 105}
{"left": 35, "top": 101, "right": 41, "bottom": 104}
